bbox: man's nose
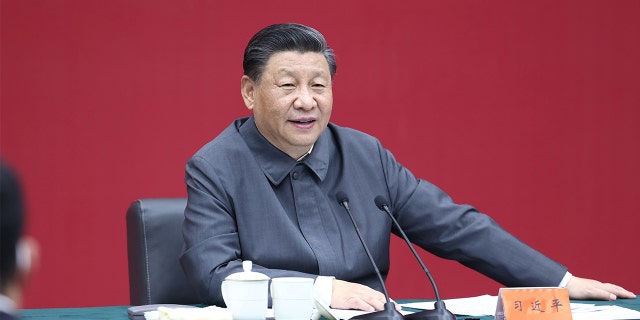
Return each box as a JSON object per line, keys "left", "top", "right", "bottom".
{"left": 294, "top": 87, "right": 316, "bottom": 110}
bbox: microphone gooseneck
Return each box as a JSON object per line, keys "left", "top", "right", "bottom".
{"left": 336, "top": 191, "right": 404, "bottom": 320}
{"left": 373, "top": 196, "right": 442, "bottom": 302}
{"left": 374, "top": 195, "right": 456, "bottom": 320}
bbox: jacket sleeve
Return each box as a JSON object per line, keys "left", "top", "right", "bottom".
{"left": 378, "top": 143, "right": 568, "bottom": 287}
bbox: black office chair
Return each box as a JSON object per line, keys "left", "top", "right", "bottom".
{"left": 126, "top": 198, "right": 200, "bottom": 305}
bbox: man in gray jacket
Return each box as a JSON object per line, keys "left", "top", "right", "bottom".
{"left": 180, "top": 23, "right": 635, "bottom": 311}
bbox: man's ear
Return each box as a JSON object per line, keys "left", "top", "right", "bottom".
{"left": 241, "top": 75, "right": 256, "bottom": 111}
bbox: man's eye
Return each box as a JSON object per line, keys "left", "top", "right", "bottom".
{"left": 280, "top": 83, "right": 295, "bottom": 88}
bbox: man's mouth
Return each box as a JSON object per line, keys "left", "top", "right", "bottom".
{"left": 290, "top": 119, "right": 315, "bottom": 124}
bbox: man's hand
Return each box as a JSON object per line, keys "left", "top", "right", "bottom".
{"left": 567, "top": 276, "right": 636, "bottom": 300}
{"left": 330, "top": 279, "right": 401, "bottom": 312}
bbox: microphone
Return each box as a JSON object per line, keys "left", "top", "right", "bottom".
{"left": 336, "top": 191, "right": 404, "bottom": 320}
{"left": 374, "top": 196, "right": 455, "bottom": 320}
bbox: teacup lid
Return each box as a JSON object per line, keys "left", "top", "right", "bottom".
{"left": 225, "top": 260, "right": 270, "bottom": 281}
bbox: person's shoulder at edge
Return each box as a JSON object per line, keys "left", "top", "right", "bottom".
{"left": 189, "top": 117, "right": 250, "bottom": 160}
{"left": 326, "top": 121, "right": 382, "bottom": 148}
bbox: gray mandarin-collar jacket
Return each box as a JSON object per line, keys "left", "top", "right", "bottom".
{"left": 180, "top": 116, "right": 567, "bottom": 305}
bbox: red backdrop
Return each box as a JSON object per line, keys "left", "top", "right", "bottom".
{"left": 2, "top": 0, "right": 639, "bottom": 308}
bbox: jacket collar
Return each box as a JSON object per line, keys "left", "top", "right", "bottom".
{"left": 238, "top": 116, "right": 329, "bottom": 185}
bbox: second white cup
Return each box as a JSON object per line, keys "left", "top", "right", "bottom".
{"left": 271, "top": 277, "right": 315, "bottom": 320}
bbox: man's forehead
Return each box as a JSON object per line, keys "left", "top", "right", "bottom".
{"left": 266, "top": 51, "right": 330, "bottom": 73}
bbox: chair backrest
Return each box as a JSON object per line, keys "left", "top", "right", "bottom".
{"left": 126, "top": 198, "right": 200, "bottom": 305}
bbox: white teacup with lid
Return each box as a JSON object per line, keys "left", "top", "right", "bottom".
{"left": 221, "top": 260, "right": 270, "bottom": 320}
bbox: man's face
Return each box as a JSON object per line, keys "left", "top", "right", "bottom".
{"left": 241, "top": 51, "right": 333, "bottom": 159}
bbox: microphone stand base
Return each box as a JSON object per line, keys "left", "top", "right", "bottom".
{"left": 350, "top": 302, "right": 404, "bottom": 320}
{"left": 403, "top": 309, "right": 456, "bottom": 320}
{"left": 404, "top": 301, "right": 456, "bottom": 320}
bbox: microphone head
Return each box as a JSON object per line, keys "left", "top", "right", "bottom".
{"left": 374, "top": 195, "right": 388, "bottom": 210}
{"left": 335, "top": 191, "right": 349, "bottom": 204}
